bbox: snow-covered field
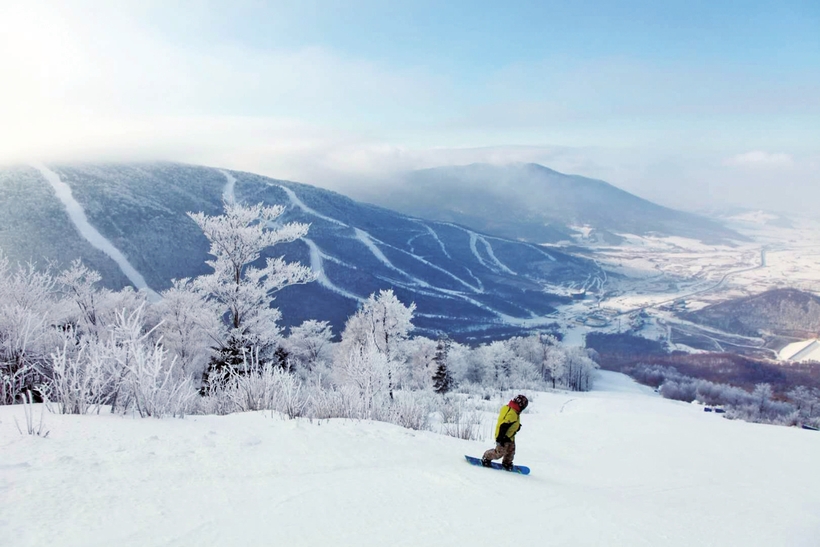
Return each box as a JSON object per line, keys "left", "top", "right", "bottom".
{"left": 2, "top": 372, "right": 818, "bottom": 547}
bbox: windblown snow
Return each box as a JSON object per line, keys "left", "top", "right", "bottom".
{"left": 33, "top": 164, "right": 160, "bottom": 302}
{"left": 2, "top": 372, "right": 818, "bottom": 547}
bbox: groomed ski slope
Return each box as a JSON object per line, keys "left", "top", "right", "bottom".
{"left": 2, "top": 372, "right": 819, "bottom": 547}
{"left": 33, "top": 164, "right": 161, "bottom": 302}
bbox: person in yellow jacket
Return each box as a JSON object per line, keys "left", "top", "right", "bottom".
{"left": 482, "top": 394, "right": 528, "bottom": 470}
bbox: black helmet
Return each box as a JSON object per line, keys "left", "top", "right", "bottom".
{"left": 513, "top": 394, "right": 529, "bottom": 410}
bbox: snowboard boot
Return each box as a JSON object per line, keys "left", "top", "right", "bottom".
{"left": 502, "top": 462, "right": 514, "bottom": 471}
{"left": 481, "top": 458, "right": 492, "bottom": 467}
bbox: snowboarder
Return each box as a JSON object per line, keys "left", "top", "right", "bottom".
{"left": 482, "top": 394, "right": 528, "bottom": 471}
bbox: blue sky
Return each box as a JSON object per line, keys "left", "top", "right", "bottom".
{"left": 1, "top": 0, "right": 818, "bottom": 212}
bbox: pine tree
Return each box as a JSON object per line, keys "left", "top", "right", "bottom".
{"left": 432, "top": 334, "right": 452, "bottom": 394}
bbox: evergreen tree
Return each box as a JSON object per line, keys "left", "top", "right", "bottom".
{"left": 432, "top": 334, "right": 452, "bottom": 394}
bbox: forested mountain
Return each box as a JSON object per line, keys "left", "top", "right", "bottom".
{"left": 0, "top": 162, "right": 604, "bottom": 340}
{"left": 683, "top": 288, "right": 820, "bottom": 339}
{"left": 351, "top": 163, "right": 744, "bottom": 244}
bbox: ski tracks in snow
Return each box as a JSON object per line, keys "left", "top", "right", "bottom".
{"left": 34, "top": 164, "right": 161, "bottom": 302}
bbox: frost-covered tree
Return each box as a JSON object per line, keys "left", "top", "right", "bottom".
{"left": 752, "top": 383, "right": 773, "bottom": 413}
{"left": 336, "top": 290, "right": 415, "bottom": 400}
{"left": 0, "top": 255, "right": 61, "bottom": 403}
{"left": 788, "top": 386, "right": 820, "bottom": 421}
{"left": 56, "top": 260, "right": 103, "bottom": 334}
{"left": 56, "top": 260, "right": 148, "bottom": 341}
{"left": 284, "top": 320, "right": 335, "bottom": 381}
{"left": 153, "top": 279, "right": 223, "bottom": 379}
{"left": 444, "top": 340, "right": 471, "bottom": 386}
{"left": 563, "top": 346, "right": 598, "bottom": 392}
{"left": 508, "top": 333, "right": 562, "bottom": 386}
{"left": 188, "top": 202, "right": 316, "bottom": 382}
{"left": 406, "top": 336, "right": 437, "bottom": 390}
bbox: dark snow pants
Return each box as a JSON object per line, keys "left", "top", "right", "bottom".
{"left": 483, "top": 441, "right": 515, "bottom": 467}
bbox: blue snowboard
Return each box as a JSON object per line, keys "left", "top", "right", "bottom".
{"left": 465, "top": 455, "right": 530, "bottom": 475}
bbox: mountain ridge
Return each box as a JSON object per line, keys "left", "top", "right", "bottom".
{"left": 351, "top": 162, "right": 745, "bottom": 245}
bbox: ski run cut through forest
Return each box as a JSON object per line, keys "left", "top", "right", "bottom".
{"left": 2, "top": 372, "right": 819, "bottom": 547}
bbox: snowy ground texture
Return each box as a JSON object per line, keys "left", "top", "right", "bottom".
{"left": 2, "top": 372, "right": 819, "bottom": 547}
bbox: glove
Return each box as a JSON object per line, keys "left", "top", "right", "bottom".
{"left": 496, "top": 436, "right": 508, "bottom": 446}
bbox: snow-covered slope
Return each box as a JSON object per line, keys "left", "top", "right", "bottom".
{"left": 780, "top": 339, "right": 820, "bottom": 363}
{"left": 2, "top": 371, "right": 818, "bottom": 547}
{"left": 0, "top": 162, "right": 603, "bottom": 341}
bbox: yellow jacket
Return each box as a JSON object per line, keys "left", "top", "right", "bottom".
{"left": 494, "top": 403, "right": 521, "bottom": 443}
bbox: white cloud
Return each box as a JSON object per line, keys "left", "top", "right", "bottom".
{"left": 1, "top": 1, "right": 818, "bottom": 216}
{"left": 724, "top": 151, "right": 795, "bottom": 168}
{"left": 0, "top": 1, "right": 446, "bottom": 166}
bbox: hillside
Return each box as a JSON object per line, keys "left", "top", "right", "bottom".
{"left": 0, "top": 162, "right": 604, "bottom": 340}
{"left": 683, "top": 288, "right": 820, "bottom": 340}
{"left": 352, "top": 163, "right": 744, "bottom": 244}
{"left": 2, "top": 371, "right": 818, "bottom": 547}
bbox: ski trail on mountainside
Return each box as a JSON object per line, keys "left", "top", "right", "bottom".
{"left": 444, "top": 223, "right": 517, "bottom": 275}
{"left": 272, "top": 181, "right": 547, "bottom": 324}
{"left": 533, "top": 245, "right": 557, "bottom": 262}
{"left": 347, "top": 226, "right": 480, "bottom": 292}
{"left": 304, "top": 239, "right": 363, "bottom": 302}
{"left": 274, "top": 183, "right": 528, "bottom": 320}
{"left": 275, "top": 184, "right": 348, "bottom": 227}
{"left": 434, "top": 287, "right": 546, "bottom": 326}
{"left": 462, "top": 267, "right": 485, "bottom": 292}
{"left": 478, "top": 237, "right": 516, "bottom": 275}
{"left": 466, "top": 231, "right": 489, "bottom": 269}
{"left": 220, "top": 170, "right": 236, "bottom": 204}
{"left": 381, "top": 278, "right": 541, "bottom": 324}
{"left": 412, "top": 220, "right": 452, "bottom": 259}
{"left": 366, "top": 234, "right": 482, "bottom": 293}
{"left": 442, "top": 223, "right": 510, "bottom": 273}
{"left": 273, "top": 184, "right": 482, "bottom": 293}
{"left": 33, "top": 164, "right": 161, "bottom": 302}
{"left": 354, "top": 229, "right": 433, "bottom": 288}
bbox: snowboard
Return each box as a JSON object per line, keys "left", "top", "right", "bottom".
{"left": 465, "top": 455, "right": 530, "bottom": 475}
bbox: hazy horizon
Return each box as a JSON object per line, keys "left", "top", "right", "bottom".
{"left": 2, "top": 0, "right": 818, "bottom": 214}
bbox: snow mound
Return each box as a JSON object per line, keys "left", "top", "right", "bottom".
{"left": 2, "top": 372, "right": 819, "bottom": 546}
